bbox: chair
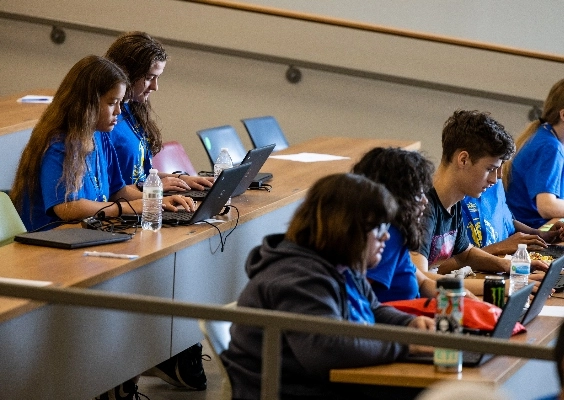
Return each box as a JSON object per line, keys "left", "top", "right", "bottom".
{"left": 152, "top": 141, "right": 197, "bottom": 176}
{"left": 241, "top": 116, "right": 289, "bottom": 152}
{"left": 198, "top": 302, "right": 235, "bottom": 398}
{"left": 0, "top": 192, "right": 27, "bottom": 246}
{"left": 196, "top": 125, "right": 248, "bottom": 168}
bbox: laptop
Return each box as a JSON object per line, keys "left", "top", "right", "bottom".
{"left": 520, "top": 255, "right": 564, "bottom": 325}
{"left": 128, "top": 163, "right": 251, "bottom": 226}
{"left": 172, "top": 145, "right": 275, "bottom": 199}
{"left": 14, "top": 228, "right": 131, "bottom": 249}
{"left": 406, "top": 283, "right": 534, "bottom": 367}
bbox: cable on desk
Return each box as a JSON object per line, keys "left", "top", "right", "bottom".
{"left": 203, "top": 205, "right": 240, "bottom": 253}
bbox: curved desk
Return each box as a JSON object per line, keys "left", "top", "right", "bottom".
{"left": 0, "top": 135, "right": 419, "bottom": 399}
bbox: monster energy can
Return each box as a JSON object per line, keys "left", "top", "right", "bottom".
{"left": 483, "top": 276, "right": 505, "bottom": 308}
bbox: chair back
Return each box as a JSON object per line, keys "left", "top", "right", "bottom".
{"left": 0, "top": 192, "right": 27, "bottom": 246}
{"left": 152, "top": 141, "right": 197, "bottom": 176}
{"left": 241, "top": 116, "right": 289, "bottom": 152}
{"left": 197, "top": 125, "right": 248, "bottom": 168}
{"left": 198, "top": 302, "right": 235, "bottom": 398}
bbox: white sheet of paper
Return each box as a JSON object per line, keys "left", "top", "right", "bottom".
{"left": 17, "top": 95, "right": 53, "bottom": 104}
{"left": 539, "top": 306, "right": 564, "bottom": 317}
{"left": 269, "top": 153, "right": 350, "bottom": 162}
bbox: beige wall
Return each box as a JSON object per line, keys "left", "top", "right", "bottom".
{"left": 0, "top": 1, "right": 559, "bottom": 171}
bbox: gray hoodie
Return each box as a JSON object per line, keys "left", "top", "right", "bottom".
{"left": 221, "top": 234, "right": 416, "bottom": 400}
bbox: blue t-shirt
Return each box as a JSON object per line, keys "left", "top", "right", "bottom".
{"left": 366, "top": 225, "right": 419, "bottom": 302}
{"left": 21, "top": 132, "right": 125, "bottom": 231}
{"left": 110, "top": 102, "right": 153, "bottom": 185}
{"left": 506, "top": 123, "right": 564, "bottom": 228}
{"left": 461, "top": 179, "right": 515, "bottom": 248}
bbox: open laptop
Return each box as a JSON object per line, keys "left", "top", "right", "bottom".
{"left": 128, "top": 163, "right": 251, "bottom": 226}
{"left": 174, "top": 144, "right": 275, "bottom": 199}
{"left": 406, "top": 282, "right": 534, "bottom": 367}
{"left": 14, "top": 228, "right": 131, "bottom": 249}
{"left": 520, "top": 255, "right": 564, "bottom": 325}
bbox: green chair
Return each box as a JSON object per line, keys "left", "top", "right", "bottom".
{"left": 0, "top": 192, "right": 26, "bottom": 246}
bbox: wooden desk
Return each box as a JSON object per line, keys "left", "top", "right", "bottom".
{"left": 0, "top": 89, "right": 54, "bottom": 190}
{"left": 330, "top": 297, "right": 564, "bottom": 399}
{"left": 0, "top": 134, "right": 420, "bottom": 399}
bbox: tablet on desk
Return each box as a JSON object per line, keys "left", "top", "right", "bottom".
{"left": 14, "top": 228, "right": 131, "bottom": 249}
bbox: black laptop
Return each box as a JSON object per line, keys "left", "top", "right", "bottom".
{"left": 135, "top": 163, "right": 251, "bottom": 226}
{"left": 14, "top": 228, "right": 131, "bottom": 249}
{"left": 169, "top": 145, "right": 275, "bottom": 199}
{"left": 406, "top": 283, "right": 534, "bottom": 367}
{"left": 519, "top": 255, "right": 564, "bottom": 325}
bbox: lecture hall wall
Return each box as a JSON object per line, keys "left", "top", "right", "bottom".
{"left": 1, "top": 0, "right": 562, "bottom": 170}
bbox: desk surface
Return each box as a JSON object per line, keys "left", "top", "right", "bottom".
{"left": 0, "top": 89, "right": 53, "bottom": 136}
{"left": 330, "top": 297, "right": 563, "bottom": 390}
{"left": 0, "top": 135, "right": 420, "bottom": 322}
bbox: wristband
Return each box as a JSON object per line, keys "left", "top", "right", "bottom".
{"left": 115, "top": 201, "right": 122, "bottom": 217}
{"left": 136, "top": 181, "right": 144, "bottom": 191}
{"left": 177, "top": 173, "right": 186, "bottom": 178}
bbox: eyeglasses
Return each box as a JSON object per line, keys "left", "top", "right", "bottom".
{"left": 372, "top": 223, "right": 390, "bottom": 239}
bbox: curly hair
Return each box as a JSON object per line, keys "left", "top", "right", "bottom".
{"left": 286, "top": 173, "right": 397, "bottom": 273}
{"left": 352, "top": 147, "right": 434, "bottom": 250}
{"left": 441, "top": 110, "right": 515, "bottom": 164}
{"left": 105, "top": 31, "right": 168, "bottom": 155}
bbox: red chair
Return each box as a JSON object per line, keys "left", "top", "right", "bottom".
{"left": 152, "top": 141, "right": 198, "bottom": 176}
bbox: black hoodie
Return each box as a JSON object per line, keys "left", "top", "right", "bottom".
{"left": 221, "top": 234, "right": 415, "bottom": 399}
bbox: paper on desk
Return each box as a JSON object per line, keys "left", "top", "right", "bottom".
{"left": 0, "top": 276, "right": 52, "bottom": 287}
{"left": 17, "top": 95, "right": 53, "bottom": 104}
{"left": 539, "top": 306, "right": 564, "bottom": 317}
{"left": 269, "top": 153, "right": 350, "bottom": 162}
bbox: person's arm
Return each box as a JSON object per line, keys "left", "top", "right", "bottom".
{"left": 111, "top": 185, "right": 197, "bottom": 213}
{"left": 158, "top": 172, "right": 214, "bottom": 192}
{"left": 416, "top": 269, "right": 437, "bottom": 298}
{"left": 481, "top": 231, "right": 547, "bottom": 255}
{"left": 448, "top": 246, "right": 510, "bottom": 274}
{"left": 52, "top": 198, "right": 132, "bottom": 221}
{"left": 537, "top": 193, "right": 564, "bottom": 220}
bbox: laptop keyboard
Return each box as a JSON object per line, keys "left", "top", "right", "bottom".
{"left": 554, "top": 274, "right": 564, "bottom": 292}
{"left": 162, "top": 210, "right": 195, "bottom": 223}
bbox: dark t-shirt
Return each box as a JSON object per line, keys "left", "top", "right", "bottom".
{"left": 418, "top": 187, "right": 470, "bottom": 267}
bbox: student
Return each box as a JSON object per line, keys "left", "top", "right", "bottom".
{"left": 221, "top": 173, "right": 435, "bottom": 400}
{"left": 411, "top": 110, "right": 546, "bottom": 275}
{"left": 105, "top": 31, "right": 213, "bottom": 192}
{"left": 505, "top": 79, "right": 564, "bottom": 229}
{"left": 462, "top": 169, "right": 564, "bottom": 255}
{"left": 352, "top": 147, "right": 437, "bottom": 301}
{"left": 10, "top": 55, "right": 194, "bottom": 232}
{"left": 105, "top": 32, "right": 212, "bottom": 394}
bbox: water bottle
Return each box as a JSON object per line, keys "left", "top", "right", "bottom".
{"left": 214, "top": 147, "right": 233, "bottom": 205}
{"left": 434, "top": 277, "right": 464, "bottom": 373}
{"left": 509, "top": 243, "right": 531, "bottom": 307}
{"left": 141, "top": 168, "right": 163, "bottom": 231}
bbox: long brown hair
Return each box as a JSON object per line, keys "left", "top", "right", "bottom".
{"left": 285, "top": 173, "right": 397, "bottom": 272}
{"left": 105, "top": 31, "right": 168, "bottom": 155}
{"left": 11, "top": 55, "right": 128, "bottom": 213}
{"left": 503, "top": 79, "right": 564, "bottom": 188}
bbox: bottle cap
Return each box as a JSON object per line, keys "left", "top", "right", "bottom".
{"left": 149, "top": 168, "right": 158, "bottom": 174}
{"left": 220, "top": 147, "right": 229, "bottom": 152}
{"left": 437, "top": 277, "right": 463, "bottom": 290}
{"left": 518, "top": 243, "right": 527, "bottom": 249}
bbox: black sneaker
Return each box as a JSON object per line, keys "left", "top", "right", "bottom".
{"left": 152, "top": 342, "right": 210, "bottom": 391}
{"left": 93, "top": 378, "right": 150, "bottom": 400}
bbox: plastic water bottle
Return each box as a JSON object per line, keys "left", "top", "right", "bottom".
{"left": 214, "top": 147, "right": 233, "bottom": 205}
{"left": 434, "top": 277, "right": 464, "bottom": 373}
{"left": 141, "top": 168, "right": 163, "bottom": 231}
{"left": 510, "top": 243, "right": 531, "bottom": 307}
